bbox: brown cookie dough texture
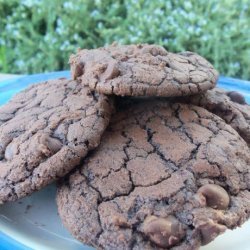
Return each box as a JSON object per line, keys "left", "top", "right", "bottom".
{"left": 56, "top": 100, "right": 250, "bottom": 249}
{"left": 70, "top": 44, "right": 218, "bottom": 97}
{"left": 177, "top": 88, "right": 250, "bottom": 146}
{"left": 0, "top": 78, "right": 113, "bottom": 204}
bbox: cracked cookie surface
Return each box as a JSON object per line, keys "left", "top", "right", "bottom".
{"left": 70, "top": 44, "right": 218, "bottom": 97}
{"left": 56, "top": 99, "right": 250, "bottom": 249}
{"left": 0, "top": 78, "right": 113, "bottom": 204}
{"left": 176, "top": 88, "right": 250, "bottom": 146}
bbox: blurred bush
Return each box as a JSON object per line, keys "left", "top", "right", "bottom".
{"left": 0, "top": 0, "right": 249, "bottom": 79}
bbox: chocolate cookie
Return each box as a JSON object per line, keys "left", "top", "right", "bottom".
{"left": 177, "top": 88, "right": 250, "bottom": 146}
{"left": 70, "top": 44, "right": 218, "bottom": 97}
{"left": 56, "top": 100, "right": 250, "bottom": 249}
{"left": 0, "top": 78, "right": 113, "bottom": 204}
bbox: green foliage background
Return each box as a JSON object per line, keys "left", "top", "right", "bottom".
{"left": 0, "top": 0, "right": 249, "bottom": 79}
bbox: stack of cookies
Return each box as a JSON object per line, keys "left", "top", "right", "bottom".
{"left": 0, "top": 44, "right": 249, "bottom": 250}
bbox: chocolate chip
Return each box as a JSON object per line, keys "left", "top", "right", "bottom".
{"left": 199, "top": 220, "right": 227, "bottom": 245}
{"left": 141, "top": 45, "right": 168, "bottom": 56}
{"left": 73, "top": 63, "right": 84, "bottom": 79}
{"left": 39, "top": 134, "right": 62, "bottom": 154}
{"left": 47, "top": 137, "right": 62, "bottom": 153}
{"left": 101, "top": 61, "right": 120, "bottom": 81}
{"left": 197, "top": 184, "right": 230, "bottom": 210}
{"left": 143, "top": 215, "right": 185, "bottom": 248}
{"left": 5, "top": 143, "right": 18, "bottom": 160}
{"left": 112, "top": 215, "right": 130, "bottom": 228}
{"left": 227, "top": 91, "right": 246, "bottom": 104}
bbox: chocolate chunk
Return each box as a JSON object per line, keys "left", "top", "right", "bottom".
{"left": 141, "top": 44, "right": 168, "bottom": 56}
{"left": 4, "top": 142, "right": 18, "bottom": 160}
{"left": 38, "top": 134, "right": 63, "bottom": 154}
{"left": 143, "top": 215, "right": 186, "bottom": 248}
{"left": 101, "top": 61, "right": 120, "bottom": 81}
{"left": 112, "top": 215, "right": 130, "bottom": 228}
{"left": 227, "top": 91, "right": 246, "bottom": 104}
{"left": 199, "top": 220, "right": 227, "bottom": 245}
{"left": 72, "top": 63, "right": 84, "bottom": 79}
{"left": 197, "top": 184, "right": 230, "bottom": 210}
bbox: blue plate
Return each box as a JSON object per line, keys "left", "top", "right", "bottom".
{"left": 0, "top": 72, "right": 249, "bottom": 105}
{"left": 0, "top": 72, "right": 249, "bottom": 250}
{"left": 0, "top": 232, "right": 31, "bottom": 250}
{"left": 0, "top": 71, "right": 70, "bottom": 106}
